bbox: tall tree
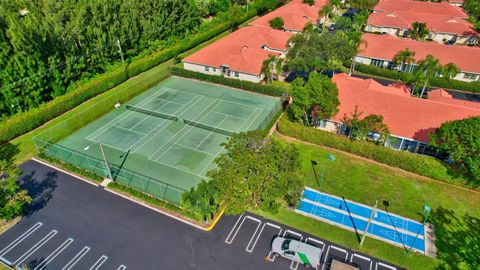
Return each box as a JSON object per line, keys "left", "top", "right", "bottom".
{"left": 442, "top": 63, "right": 461, "bottom": 80}
{"left": 342, "top": 106, "right": 389, "bottom": 142}
{"left": 415, "top": 55, "right": 442, "bottom": 97}
{"left": 261, "top": 55, "right": 277, "bottom": 84}
{"left": 208, "top": 131, "right": 304, "bottom": 215}
{"left": 430, "top": 117, "right": 480, "bottom": 182}
{"left": 392, "top": 48, "right": 416, "bottom": 72}
{"left": 268, "top": 16, "right": 285, "bottom": 30}
{"left": 410, "top": 22, "right": 430, "bottom": 41}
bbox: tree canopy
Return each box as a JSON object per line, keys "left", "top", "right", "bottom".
{"left": 269, "top": 16, "right": 285, "bottom": 29}
{"left": 205, "top": 131, "right": 304, "bottom": 215}
{"left": 287, "top": 71, "right": 339, "bottom": 125}
{"left": 341, "top": 105, "right": 390, "bottom": 143}
{"left": 430, "top": 117, "right": 480, "bottom": 182}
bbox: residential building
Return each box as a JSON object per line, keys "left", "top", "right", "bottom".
{"left": 355, "top": 33, "right": 480, "bottom": 82}
{"left": 318, "top": 73, "right": 480, "bottom": 154}
{"left": 448, "top": 0, "right": 464, "bottom": 7}
{"left": 182, "top": 26, "right": 293, "bottom": 83}
{"left": 250, "top": 0, "right": 327, "bottom": 32}
{"left": 365, "top": 0, "right": 478, "bottom": 45}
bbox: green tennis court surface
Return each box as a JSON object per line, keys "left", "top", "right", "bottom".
{"left": 45, "top": 77, "right": 281, "bottom": 203}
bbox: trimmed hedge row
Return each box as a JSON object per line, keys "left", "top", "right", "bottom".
{"left": 170, "top": 66, "right": 288, "bottom": 97}
{"left": 353, "top": 62, "right": 480, "bottom": 93}
{"left": 277, "top": 118, "right": 477, "bottom": 189}
{"left": 0, "top": 9, "right": 259, "bottom": 145}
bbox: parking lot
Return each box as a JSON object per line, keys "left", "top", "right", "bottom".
{"left": 223, "top": 214, "right": 401, "bottom": 270}
{"left": 0, "top": 160, "right": 403, "bottom": 270}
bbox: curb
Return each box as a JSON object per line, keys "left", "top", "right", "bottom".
{"left": 31, "top": 158, "right": 100, "bottom": 187}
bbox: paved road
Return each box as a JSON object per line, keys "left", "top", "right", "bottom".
{"left": 0, "top": 160, "right": 403, "bottom": 270}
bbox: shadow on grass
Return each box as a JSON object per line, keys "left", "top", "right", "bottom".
{"left": 431, "top": 207, "right": 480, "bottom": 269}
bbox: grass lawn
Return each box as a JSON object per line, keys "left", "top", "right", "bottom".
{"left": 255, "top": 135, "right": 480, "bottom": 270}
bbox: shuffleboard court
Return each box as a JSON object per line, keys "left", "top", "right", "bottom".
{"left": 36, "top": 77, "right": 282, "bottom": 204}
{"left": 296, "top": 188, "right": 426, "bottom": 253}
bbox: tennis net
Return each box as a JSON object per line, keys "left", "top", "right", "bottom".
{"left": 126, "top": 104, "right": 178, "bottom": 121}
{"left": 183, "top": 119, "right": 235, "bottom": 136}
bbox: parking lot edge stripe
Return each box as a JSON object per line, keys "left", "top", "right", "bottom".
{"left": 104, "top": 188, "right": 209, "bottom": 231}
{"left": 32, "top": 158, "right": 99, "bottom": 187}
{"left": 205, "top": 208, "right": 225, "bottom": 232}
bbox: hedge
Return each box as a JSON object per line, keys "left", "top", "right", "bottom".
{"left": 352, "top": 62, "right": 480, "bottom": 93}
{"left": 0, "top": 9, "right": 259, "bottom": 145}
{"left": 170, "top": 66, "right": 288, "bottom": 97}
{"left": 277, "top": 118, "right": 477, "bottom": 189}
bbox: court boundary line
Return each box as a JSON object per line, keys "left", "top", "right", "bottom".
{"left": 245, "top": 108, "right": 265, "bottom": 131}
{"left": 175, "top": 143, "right": 217, "bottom": 157}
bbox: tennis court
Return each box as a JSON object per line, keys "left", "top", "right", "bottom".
{"left": 296, "top": 188, "right": 427, "bottom": 253}
{"left": 35, "top": 77, "right": 281, "bottom": 204}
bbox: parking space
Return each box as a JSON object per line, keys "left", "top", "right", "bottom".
{"left": 224, "top": 214, "right": 402, "bottom": 270}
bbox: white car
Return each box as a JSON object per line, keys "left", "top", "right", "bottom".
{"left": 270, "top": 236, "right": 322, "bottom": 269}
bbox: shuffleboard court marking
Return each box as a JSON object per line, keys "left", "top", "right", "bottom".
{"left": 62, "top": 247, "right": 90, "bottom": 270}
{"left": 13, "top": 230, "right": 58, "bottom": 266}
{"left": 89, "top": 255, "right": 108, "bottom": 270}
{"left": 0, "top": 222, "right": 43, "bottom": 256}
{"left": 33, "top": 238, "right": 74, "bottom": 270}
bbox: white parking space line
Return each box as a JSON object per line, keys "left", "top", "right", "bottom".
{"left": 290, "top": 260, "right": 300, "bottom": 270}
{"left": 62, "top": 246, "right": 90, "bottom": 270}
{"left": 282, "top": 229, "right": 302, "bottom": 239}
{"left": 266, "top": 229, "right": 283, "bottom": 262}
{"left": 245, "top": 219, "right": 262, "bottom": 253}
{"left": 225, "top": 215, "right": 245, "bottom": 244}
{"left": 89, "top": 255, "right": 108, "bottom": 270}
{"left": 117, "top": 265, "right": 127, "bottom": 270}
{"left": 351, "top": 253, "right": 372, "bottom": 270}
{"left": 321, "top": 246, "right": 330, "bottom": 270}
{"left": 330, "top": 245, "right": 348, "bottom": 262}
{"left": 34, "top": 238, "right": 74, "bottom": 270}
{"left": 13, "top": 230, "right": 58, "bottom": 266}
{"left": 0, "top": 222, "right": 43, "bottom": 256}
{"left": 248, "top": 222, "right": 281, "bottom": 254}
{"left": 306, "top": 237, "right": 325, "bottom": 250}
{"left": 375, "top": 262, "right": 397, "bottom": 270}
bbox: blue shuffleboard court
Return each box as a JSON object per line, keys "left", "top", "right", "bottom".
{"left": 296, "top": 187, "right": 426, "bottom": 253}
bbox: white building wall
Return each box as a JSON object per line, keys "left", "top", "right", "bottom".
{"left": 354, "top": 56, "right": 372, "bottom": 65}
{"left": 183, "top": 62, "right": 263, "bottom": 83}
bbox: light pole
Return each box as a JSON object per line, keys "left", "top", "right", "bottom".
{"left": 84, "top": 142, "right": 113, "bottom": 180}
{"left": 311, "top": 160, "right": 319, "bottom": 186}
{"left": 319, "top": 153, "right": 336, "bottom": 187}
{"left": 407, "top": 204, "right": 431, "bottom": 255}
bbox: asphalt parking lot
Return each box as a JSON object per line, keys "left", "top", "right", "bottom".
{"left": 0, "top": 160, "right": 403, "bottom": 270}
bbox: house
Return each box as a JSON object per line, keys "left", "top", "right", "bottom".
{"left": 448, "top": 0, "right": 464, "bottom": 7}
{"left": 319, "top": 73, "right": 480, "bottom": 154}
{"left": 355, "top": 33, "right": 480, "bottom": 82}
{"left": 365, "top": 0, "right": 478, "bottom": 45}
{"left": 182, "top": 26, "right": 293, "bottom": 83}
{"left": 250, "top": 0, "right": 327, "bottom": 32}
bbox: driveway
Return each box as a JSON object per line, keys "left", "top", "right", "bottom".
{"left": 0, "top": 160, "right": 402, "bottom": 270}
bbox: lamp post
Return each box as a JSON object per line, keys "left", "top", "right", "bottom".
{"left": 311, "top": 160, "right": 319, "bottom": 186}
{"left": 319, "top": 154, "right": 336, "bottom": 187}
{"left": 84, "top": 142, "right": 113, "bottom": 180}
{"left": 407, "top": 204, "right": 431, "bottom": 255}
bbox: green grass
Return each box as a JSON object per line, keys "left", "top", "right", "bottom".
{"left": 256, "top": 135, "right": 480, "bottom": 270}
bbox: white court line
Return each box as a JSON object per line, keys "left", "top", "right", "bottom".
{"left": 233, "top": 108, "right": 258, "bottom": 132}
{"left": 245, "top": 219, "right": 262, "bottom": 253}
{"left": 34, "top": 238, "right": 74, "bottom": 270}
{"left": 62, "top": 246, "right": 90, "bottom": 270}
{"left": 150, "top": 98, "right": 221, "bottom": 161}
{"left": 89, "top": 255, "right": 108, "bottom": 270}
{"left": 152, "top": 159, "right": 207, "bottom": 179}
{"left": 86, "top": 87, "right": 170, "bottom": 141}
{"left": 13, "top": 230, "right": 58, "bottom": 265}
{"left": 225, "top": 215, "right": 246, "bottom": 244}
{"left": 131, "top": 95, "right": 206, "bottom": 153}
{"left": 194, "top": 115, "right": 228, "bottom": 151}
{"left": 245, "top": 108, "right": 265, "bottom": 130}
{"left": 376, "top": 262, "right": 397, "bottom": 270}
{"left": 175, "top": 143, "right": 216, "bottom": 157}
{"left": 117, "top": 265, "right": 127, "bottom": 270}
{"left": 210, "top": 110, "right": 245, "bottom": 121}
{"left": 0, "top": 222, "right": 43, "bottom": 256}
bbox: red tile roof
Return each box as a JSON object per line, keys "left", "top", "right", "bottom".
{"left": 374, "top": 0, "right": 468, "bottom": 18}
{"left": 367, "top": 10, "right": 478, "bottom": 37}
{"left": 250, "top": 0, "right": 327, "bottom": 32}
{"left": 182, "top": 26, "right": 293, "bottom": 75}
{"left": 331, "top": 73, "right": 480, "bottom": 143}
{"left": 427, "top": 89, "right": 480, "bottom": 110}
{"left": 358, "top": 33, "right": 480, "bottom": 74}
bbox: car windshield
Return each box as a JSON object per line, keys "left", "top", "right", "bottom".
{"left": 281, "top": 239, "right": 291, "bottom": 251}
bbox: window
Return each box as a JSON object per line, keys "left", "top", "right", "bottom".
{"left": 205, "top": 66, "right": 209, "bottom": 72}
{"left": 464, "top": 73, "right": 478, "bottom": 80}
{"left": 281, "top": 240, "right": 291, "bottom": 251}
{"left": 284, "top": 251, "right": 295, "bottom": 256}
{"left": 234, "top": 72, "right": 239, "bottom": 77}
{"left": 371, "top": 59, "right": 384, "bottom": 68}
{"left": 212, "top": 68, "right": 216, "bottom": 72}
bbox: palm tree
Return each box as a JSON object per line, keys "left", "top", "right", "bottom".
{"left": 442, "top": 63, "right": 461, "bottom": 80}
{"left": 392, "top": 48, "right": 416, "bottom": 72}
{"left": 349, "top": 38, "right": 368, "bottom": 75}
{"left": 415, "top": 55, "right": 442, "bottom": 98}
{"left": 409, "top": 22, "right": 429, "bottom": 41}
{"left": 261, "top": 55, "right": 276, "bottom": 84}
{"left": 318, "top": 4, "right": 333, "bottom": 29}
{"left": 274, "top": 57, "right": 284, "bottom": 80}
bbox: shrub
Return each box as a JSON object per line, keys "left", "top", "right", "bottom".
{"left": 277, "top": 118, "right": 477, "bottom": 189}
{"left": 352, "top": 62, "right": 480, "bottom": 93}
{"left": 170, "top": 66, "right": 288, "bottom": 97}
